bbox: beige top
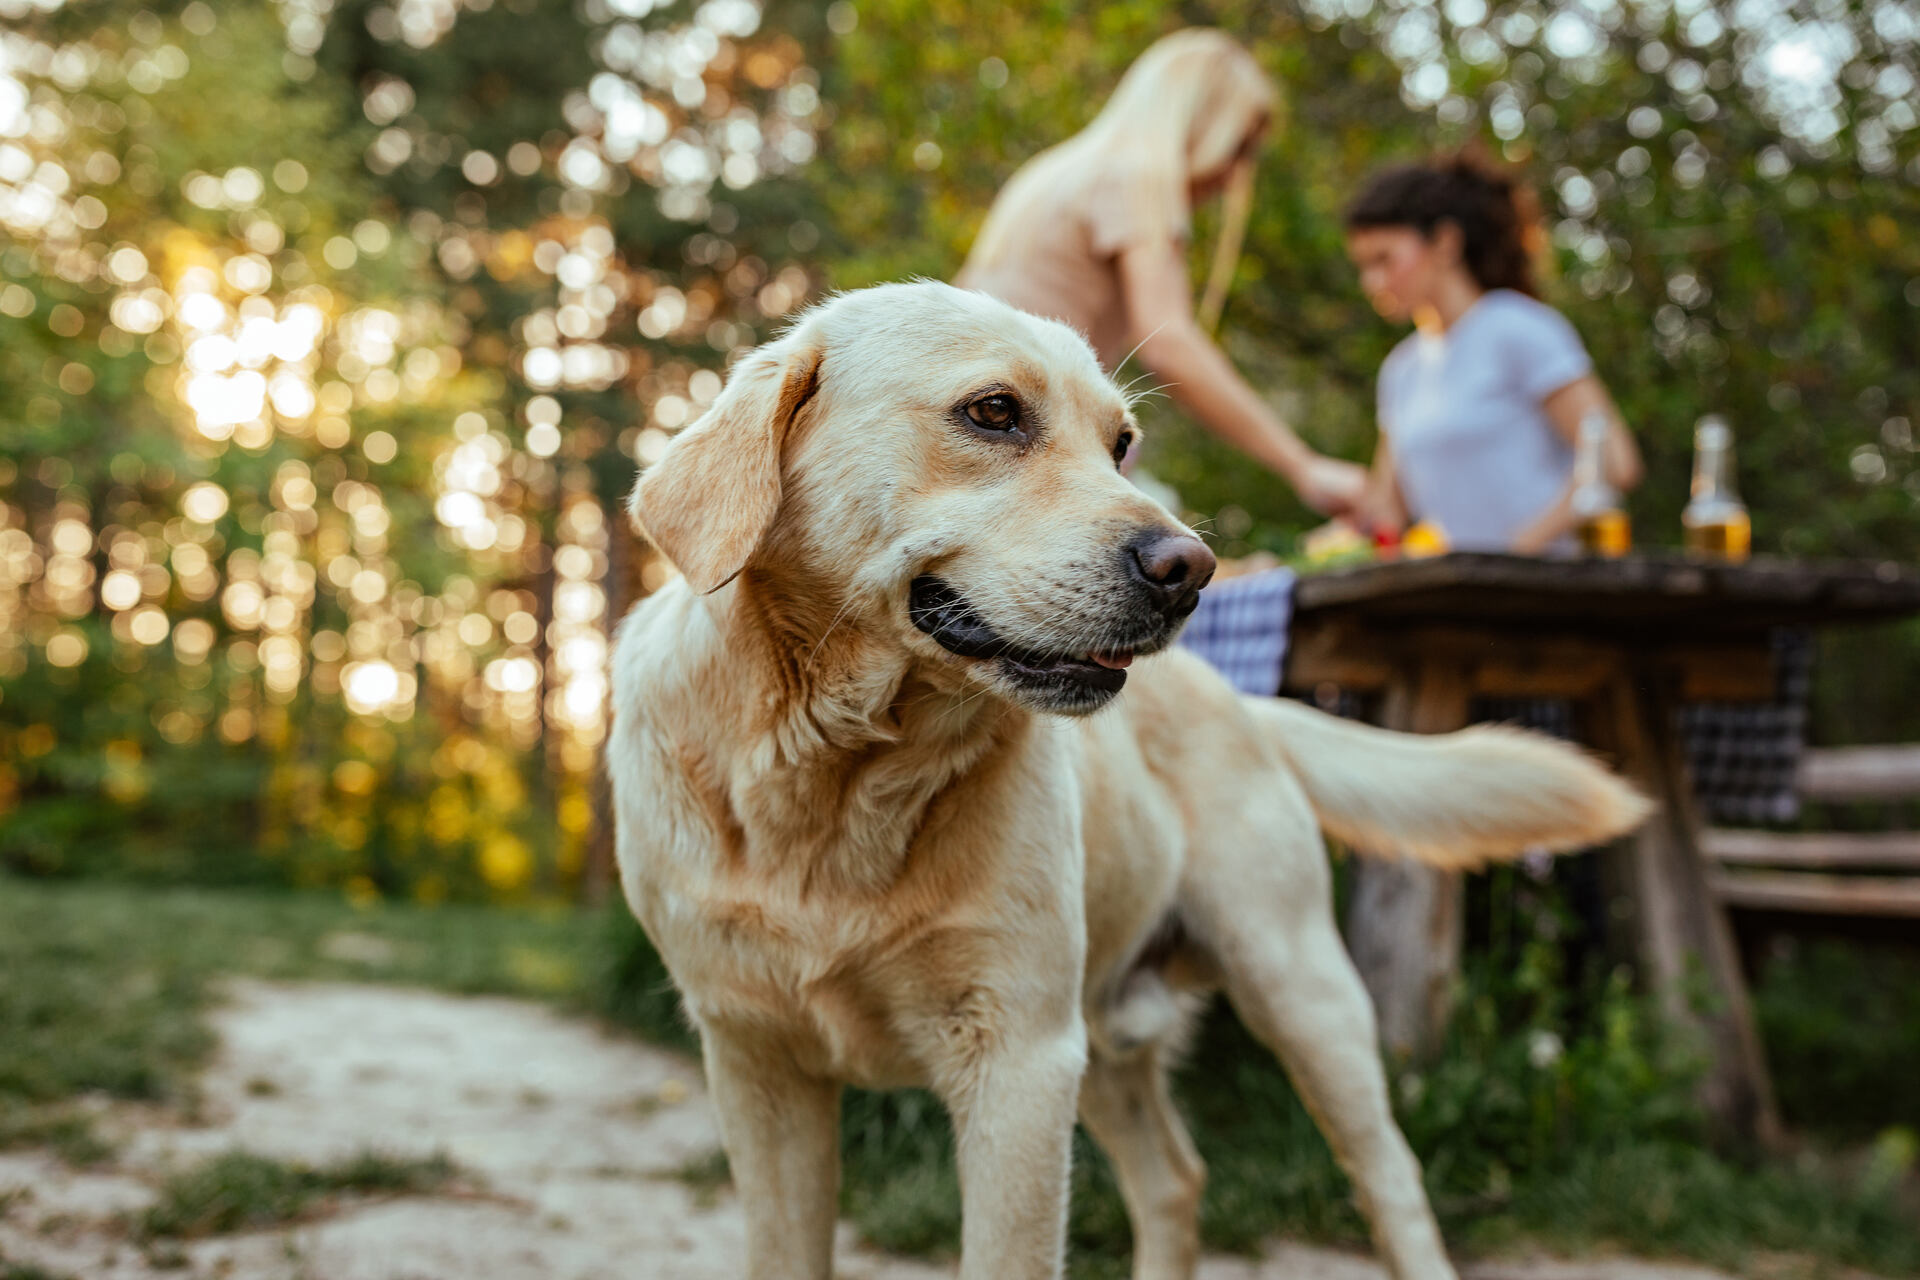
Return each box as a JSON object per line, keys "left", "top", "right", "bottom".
{"left": 953, "top": 29, "right": 1274, "bottom": 373}
{"left": 954, "top": 138, "right": 1188, "bottom": 372}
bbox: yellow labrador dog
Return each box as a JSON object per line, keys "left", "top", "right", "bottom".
{"left": 610, "top": 282, "right": 1646, "bottom": 1280}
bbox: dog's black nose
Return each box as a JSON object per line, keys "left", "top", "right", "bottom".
{"left": 1126, "top": 530, "right": 1216, "bottom": 615}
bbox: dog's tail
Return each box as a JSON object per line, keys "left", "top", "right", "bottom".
{"left": 1244, "top": 696, "right": 1651, "bottom": 869}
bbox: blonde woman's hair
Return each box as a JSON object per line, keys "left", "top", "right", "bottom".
{"left": 1081, "top": 30, "right": 1277, "bottom": 332}
{"left": 1200, "top": 160, "right": 1258, "bottom": 332}
{"left": 1098, "top": 31, "right": 1274, "bottom": 330}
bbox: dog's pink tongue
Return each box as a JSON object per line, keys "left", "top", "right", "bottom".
{"left": 1091, "top": 651, "right": 1134, "bottom": 670}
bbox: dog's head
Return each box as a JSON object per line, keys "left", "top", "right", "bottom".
{"left": 630, "top": 282, "right": 1214, "bottom": 715}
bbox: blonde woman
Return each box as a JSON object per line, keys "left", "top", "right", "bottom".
{"left": 957, "top": 29, "right": 1366, "bottom": 513}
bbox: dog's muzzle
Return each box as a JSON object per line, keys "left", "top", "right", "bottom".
{"left": 908, "top": 546, "right": 1208, "bottom": 713}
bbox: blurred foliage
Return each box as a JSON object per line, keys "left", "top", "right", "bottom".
{"left": 1755, "top": 935, "right": 1920, "bottom": 1138}
{"left": 590, "top": 893, "right": 702, "bottom": 1053}
{"left": 0, "top": 0, "right": 825, "bottom": 895}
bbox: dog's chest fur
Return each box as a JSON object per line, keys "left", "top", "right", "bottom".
{"left": 611, "top": 587, "right": 1086, "bottom": 1090}
{"left": 638, "top": 745, "right": 1082, "bottom": 1088}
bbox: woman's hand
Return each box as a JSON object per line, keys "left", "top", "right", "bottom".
{"left": 1342, "top": 434, "right": 1409, "bottom": 538}
{"left": 1291, "top": 453, "right": 1369, "bottom": 517}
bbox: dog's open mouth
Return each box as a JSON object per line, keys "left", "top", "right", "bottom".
{"left": 908, "top": 576, "right": 1138, "bottom": 698}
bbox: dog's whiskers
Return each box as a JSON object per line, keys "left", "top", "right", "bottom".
{"left": 1121, "top": 382, "right": 1173, "bottom": 410}
{"left": 1114, "top": 323, "right": 1167, "bottom": 376}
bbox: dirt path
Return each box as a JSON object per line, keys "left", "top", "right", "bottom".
{"left": 0, "top": 980, "right": 1746, "bottom": 1280}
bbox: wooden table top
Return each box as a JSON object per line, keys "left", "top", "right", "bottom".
{"left": 1290, "top": 553, "right": 1920, "bottom": 639}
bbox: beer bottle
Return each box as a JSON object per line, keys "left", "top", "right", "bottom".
{"left": 1570, "top": 410, "right": 1631, "bottom": 557}
{"left": 1681, "top": 415, "right": 1752, "bottom": 560}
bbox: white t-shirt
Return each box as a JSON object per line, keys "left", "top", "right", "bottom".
{"left": 1377, "top": 290, "right": 1593, "bottom": 551}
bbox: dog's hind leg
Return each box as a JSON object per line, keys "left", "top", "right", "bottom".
{"left": 1180, "top": 804, "right": 1458, "bottom": 1280}
{"left": 1077, "top": 1046, "right": 1206, "bottom": 1280}
{"left": 700, "top": 1028, "right": 841, "bottom": 1280}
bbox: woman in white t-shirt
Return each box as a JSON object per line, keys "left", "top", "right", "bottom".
{"left": 1343, "top": 152, "right": 1642, "bottom": 552}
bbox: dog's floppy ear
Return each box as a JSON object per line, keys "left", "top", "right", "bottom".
{"left": 628, "top": 325, "right": 823, "bottom": 594}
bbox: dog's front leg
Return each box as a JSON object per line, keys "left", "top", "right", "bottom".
{"left": 942, "top": 1027, "right": 1089, "bottom": 1280}
{"left": 700, "top": 1027, "right": 842, "bottom": 1280}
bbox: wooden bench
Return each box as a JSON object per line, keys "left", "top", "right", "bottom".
{"left": 1704, "top": 746, "right": 1920, "bottom": 919}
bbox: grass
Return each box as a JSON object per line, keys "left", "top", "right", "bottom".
{"left": 1179, "top": 1003, "right": 1919, "bottom": 1276}
{"left": 139, "top": 1149, "right": 456, "bottom": 1238}
{"left": 5, "top": 873, "right": 1918, "bottom": 1277}
{"left": 0, "top": 1260, "right": 76, "bottom": 1280}
{"left": 0, "top": 1106, "right": 115, "bottom": 1167}
{"left": 1755, "top": 935, "right": 1920, "bottom": 1139}
{"left": 0, "top": 873, "right": 603, "bottom": 1160}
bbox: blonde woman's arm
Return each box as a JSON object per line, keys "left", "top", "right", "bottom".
{"left": 1353, "top": 433, "right": 1410, "bottom": 538}
{"left": 1117, "top": 240, "right": 1366, "bottom": 515}
{"left": 1509, "top": 375, "right": 1644, "bottom": 554}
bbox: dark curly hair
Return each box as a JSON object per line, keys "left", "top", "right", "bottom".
{"left": 1344, "top": 149, "right": 1543, "bottom": 297}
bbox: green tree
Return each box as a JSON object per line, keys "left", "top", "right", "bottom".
{"left": 0, "top": 0, "right": 824, "bottom": 895}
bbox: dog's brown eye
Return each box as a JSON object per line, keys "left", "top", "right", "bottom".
{"left": 1113, "top": 431, "right": 1135, "bottom": 467}
{"left": 965, "top": 394, "right": 1021, "bottom": 432}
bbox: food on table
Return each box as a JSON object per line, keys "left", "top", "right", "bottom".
{"left": 1400, "top": 520, "right": 1449, "bottom": 558}
{"left": 1301, "top": 520, "right": 1369, "bottom": 564}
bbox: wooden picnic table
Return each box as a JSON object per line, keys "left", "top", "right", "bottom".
{"left": 1280, "top": 551, "right": 1920, "bottom": 1143}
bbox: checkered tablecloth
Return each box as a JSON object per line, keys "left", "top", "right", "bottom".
{"left": 1677, "top": 630, "right": 1812, "bottom": 824}
{"left": 1175, "top": 568, "right": 1295, "bottom": 696}
{"left": 1176, "top": 568, "right": 1807, "bottom": 821}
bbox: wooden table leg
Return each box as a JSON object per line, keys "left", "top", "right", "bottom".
{"left": 1344, "top": 656, "right": 1471, "bottom": 1061}
{"left": 1595, "top": 665, "right": 1784, "bottom": 1145}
